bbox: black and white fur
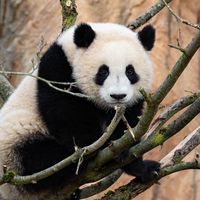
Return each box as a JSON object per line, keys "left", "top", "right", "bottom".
{"left": 0, "top": 23, "right": 159, "bottom": 200}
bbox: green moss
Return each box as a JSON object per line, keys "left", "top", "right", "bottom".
{"left": 153, "top": 127, "right": 167, "bottom": 145}
{"left": 60, "top": 0, "right": 78, "bottom": 29}
{"left": 2, "top": 171, "right": 16, "bottom": 183}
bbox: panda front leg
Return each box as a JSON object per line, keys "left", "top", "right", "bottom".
{"left": 122, "top": 156, "right": 160, "bottom": 182}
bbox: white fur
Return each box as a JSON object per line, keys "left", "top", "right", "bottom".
{"left": 0, "top": 71, "right": 47, "bottom": 200}
{"left": 58, "top": 23, "right": 153, "bottom": 108}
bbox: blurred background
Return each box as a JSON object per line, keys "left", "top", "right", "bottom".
{"left": 0, "top": 0, "right": 200, "bottom": 199}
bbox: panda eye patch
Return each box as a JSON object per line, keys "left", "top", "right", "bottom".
{"left": 95, "top": 64, "right": 109, "bottom": 86}
{"left": 126, "top": 64, "right": 139, "bottom": 84}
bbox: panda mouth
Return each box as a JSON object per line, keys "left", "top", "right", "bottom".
{"left": 108, "top": 100, "right": 127, "bottom": 106}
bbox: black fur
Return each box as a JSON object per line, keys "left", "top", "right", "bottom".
{"left": 11, "top": 134, "right": 75, "bottom": 192}
{"left": 74, "top": 23, "right": 96, "bottom": 48}
{"left": 138, "top": 25, "right": 155, "bottom": 51}
{"left": 95, "top": 64, "right": 110, "bottom": 86}
{"left": 12, "top": 39, "right": 159, "bottom": 195}
{"left": 125, "top": 64, "right": 140, "bottom": 84}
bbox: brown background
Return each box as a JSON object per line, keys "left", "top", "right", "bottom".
{"left": 0, "top": 0, "right": 200, "bottom": 199}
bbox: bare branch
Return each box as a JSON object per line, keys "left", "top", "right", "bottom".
{"left": 122, "top": 115, "right": 136, "bottom": 141}
{"left": 0, "top": 70, "right": 89, "bottom": 99}
{"left": 128, "top": 0, "right": 173, "bottom": 30}
{"left": 160, "top": 127, "right": 200, "bottom": 167}
{"left": 162, "top": 0, "right": 200, "bottom": 30}
{"left": 168, "top": 44, "right": 185, "bottom": 53}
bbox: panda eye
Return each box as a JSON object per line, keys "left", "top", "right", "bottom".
{"left": 126, "top": 65, "right": 135, "bottom": 76}
{"left": 126, "top": 64, "right": 139, "bottom": 84}
{"left": 95, "top": 64, "right": 109, "bottom": 86}
{"left": 98, "top": 65, "right": 109, "bottom": 77}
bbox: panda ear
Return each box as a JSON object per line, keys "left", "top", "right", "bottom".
{"left": 138, "top": 25, "right": 155, "bottom": 51}
{"left": 74, "top": 23, "right": 96, "bottom": 48}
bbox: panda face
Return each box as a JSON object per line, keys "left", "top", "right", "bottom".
{"left": 73, "top": 39, "right": 152, "bottom": 108}
{"left": 58, "top": 23, "right": 155, "bottom": 109}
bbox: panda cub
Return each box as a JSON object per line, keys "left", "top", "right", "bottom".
{"left": 0, "top": 23, "right": 159, "bottom": 200}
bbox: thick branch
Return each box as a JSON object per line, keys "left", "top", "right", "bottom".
{"left": 161, "top": 127, "right": 200, "bottom": 167}
{"left": 143, "top": 92, "right": 200, "bottom": 140}
{"left": 129, "top": 97, "right": 200, "bottom": 157}
{"left": 101, "top": 159, "right": 200, "bottom": 200}
{"left": 80, "top": 169, "right": 122, "bottom": 199}
{"left": 100, "top": 127, "right": 200, "bottom": 200}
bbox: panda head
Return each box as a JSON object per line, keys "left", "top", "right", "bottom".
{"left": 58, "top": 23, "right": 155, "bottom": 109}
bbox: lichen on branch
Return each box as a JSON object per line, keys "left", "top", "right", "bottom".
{"left": 60, "top": 0, "right": 78, "bottom": 29}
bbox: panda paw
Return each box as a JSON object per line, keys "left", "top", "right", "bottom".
{"left": 70, "top": 189, "right": 80, "bottom": 200}
{"left": 123, "top": 159, "right": 160, "bottom": 183}
{"left": 140, "top": 160, "right": 160, "bottom": 182}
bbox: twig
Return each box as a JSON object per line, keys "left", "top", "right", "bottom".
{"left": 76, "top": 148, "right": 87, "bottom": 175}
{"left": 168, "top": 44, "right": 185, "bottom": 53}
{"left": 122, "top": 115, "right": 136, "bottom": 141}
{"left": 162, "top": 0, "right": 200, "bottom": 30}
{"left": 0, "top": 70, "right": 89, "bottom": 99}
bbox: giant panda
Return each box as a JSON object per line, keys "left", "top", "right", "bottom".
{"left": 0, "top": 23, "right": 159, "bottom": 200}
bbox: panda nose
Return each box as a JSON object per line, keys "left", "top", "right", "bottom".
{"left": 110, "top": 94, "right": 127, "bottom": 100}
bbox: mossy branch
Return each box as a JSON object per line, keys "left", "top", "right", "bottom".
{"left": 60, "top": 0, "right": 78, "bottom": 29}
{"left": 100, "top": 128, "right": 200, "bottom": 200}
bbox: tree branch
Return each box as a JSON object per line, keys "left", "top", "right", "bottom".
{"left": 0, "top": 70, "right": 89, "bottom": 99}
{"left": 128, "top": 0, "right": 173, "bottom": 30}
{"left": 162, "top": 0, "right": 200, "bottom": 30}
{"left": 80, "top": 169, "right": 123, "bottom": 199}
{"left": 60, "top": 0, "right": 78, "bottom": 29}
{"left": 100, "top": 127, "right": 200, "bottom": 200}
{"left": 129, "top": 97, "right": 200, "bottom": 158}
{"left": 100, "top": 159, "right": 199, "bottom": 200}
{"left": 143, "top": 92, "right": 200, "bottom": 140}
{"left": 160, "top": 127, "right": 200, "bottom": 167}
